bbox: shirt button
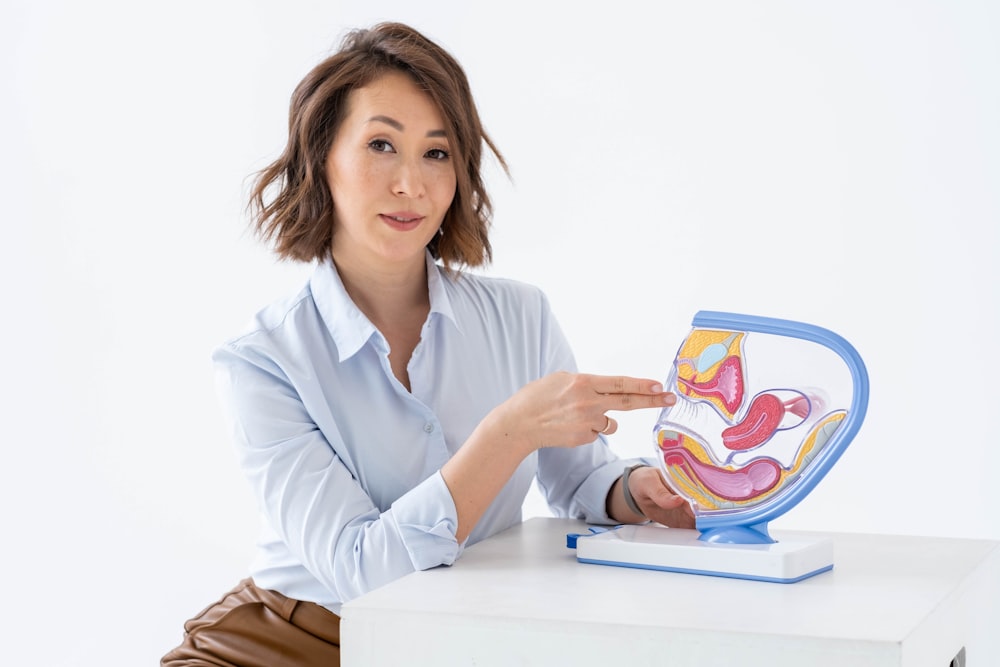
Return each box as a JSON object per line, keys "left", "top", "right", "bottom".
{"left": 423, "top": 422, "right": 434, "bottom": 433}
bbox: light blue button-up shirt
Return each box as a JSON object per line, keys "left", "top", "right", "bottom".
{"left": 213, "top": 252, "right": 634, "bottom": 613}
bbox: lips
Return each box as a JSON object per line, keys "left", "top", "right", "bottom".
{"left": 379, "top": 212, "right": 424, "bottom": 230}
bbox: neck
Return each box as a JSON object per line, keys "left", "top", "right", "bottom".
{"left": 332, "top": 251, "right": 430, "bottom": 327}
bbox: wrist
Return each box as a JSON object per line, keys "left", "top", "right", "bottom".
{"left": 481, "top": 405, "right": 535, "bottom": 458}
{"left": 622, "top": 463, "right": 649, "bottom": 518}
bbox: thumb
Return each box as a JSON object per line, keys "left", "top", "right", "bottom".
{"left": 647, "top": 481, "right": 688, "bottom": 510}
{"left": 651, "top": 488, "right": 688, "bottom": 509}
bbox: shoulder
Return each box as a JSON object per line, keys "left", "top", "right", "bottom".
{"left": 442, "top": 268, "right": 553, "bottom": 316}
{"left": 439, "top": 268, "right": 575, "bottom": 372}
{"left": 214, "top": 280, "right": 320, "bottom": 366}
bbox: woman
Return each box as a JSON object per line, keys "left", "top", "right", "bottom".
{"left": 162, "top": 21, "right": 693, "bottom": 666}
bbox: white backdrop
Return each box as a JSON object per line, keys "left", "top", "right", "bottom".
{"left": 2, "top": 1, "right": 998, "bottom": 664}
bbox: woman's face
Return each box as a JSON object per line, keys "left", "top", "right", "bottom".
{"left": 326, "top": 70, "right": 457, "bottom": 274}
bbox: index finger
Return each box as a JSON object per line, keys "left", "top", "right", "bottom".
{"left": 589, "top": 376, "right": 677, "bottom": 410}
{"left": 588, "top": 374, "right": 665, "bottom": 395}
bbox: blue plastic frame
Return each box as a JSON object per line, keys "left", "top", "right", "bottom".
{"left": 666, "top": 311, "right": 870, "bottom": 543}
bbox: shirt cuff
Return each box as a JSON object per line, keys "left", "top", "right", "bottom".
{"left": 389, "top": 471, "right": 464, "bottom": 570}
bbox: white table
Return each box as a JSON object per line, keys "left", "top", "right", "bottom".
{"left": 341, "top": 518, "right": 999, "bottom": 666}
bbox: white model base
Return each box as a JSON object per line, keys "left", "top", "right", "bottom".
{"left": 573, "top": 524, "right": 834, "bottom": 583}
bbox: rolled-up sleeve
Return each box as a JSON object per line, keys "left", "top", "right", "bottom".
{"left": 389, "top": 471, "right": 463, "bottom": 569}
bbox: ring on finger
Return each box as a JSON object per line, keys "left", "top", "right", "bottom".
{"left": 600, "top": 415, "right": 613, "bottom": 434}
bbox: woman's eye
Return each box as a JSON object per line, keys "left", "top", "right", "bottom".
{"left": 368, "top": 139, "right": 395, "bottom": 153}
{"left": 426, "top": 148, "right": 450, "bottom": 160}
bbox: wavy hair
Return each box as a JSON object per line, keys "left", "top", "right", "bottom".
{"left": 249, "top": 22, "right": 507, "bottom": 268}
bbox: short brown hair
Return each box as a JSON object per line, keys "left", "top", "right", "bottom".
{"left": 249, "top": 22, "right": 507, "bottom": 268}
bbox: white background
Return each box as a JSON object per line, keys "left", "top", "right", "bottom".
{"left": 2, "top": 1, "right": 997, "bottom": 664}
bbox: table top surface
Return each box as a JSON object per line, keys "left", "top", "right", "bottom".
{"left": 343, "top": 517, "right": 999, "bottom": 643}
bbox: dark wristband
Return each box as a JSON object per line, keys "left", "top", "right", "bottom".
{"left": 622, "top": 463, "right": 649, "bottom": 518}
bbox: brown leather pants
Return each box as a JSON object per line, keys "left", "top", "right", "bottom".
{"left": 161, "top": 578, "right": 341, "bottom": 667}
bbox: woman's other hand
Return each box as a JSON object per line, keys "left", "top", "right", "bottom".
{"left": 609, "top": 465, "right": 696, "bottom": 529}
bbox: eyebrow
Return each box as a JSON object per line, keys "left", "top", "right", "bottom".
{"left": 368, "top": 115, "right": 447, "bottom": 138}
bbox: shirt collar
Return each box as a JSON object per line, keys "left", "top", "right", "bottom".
{"left": 425, "top": 251, "right": 460, "bottom": 333}
{"left": 310, "top": 251, "right": 461, "bottom": 362}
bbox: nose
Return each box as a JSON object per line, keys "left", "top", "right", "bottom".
{"left": 392, "top": 157, "right": 425, "bottom": 198}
